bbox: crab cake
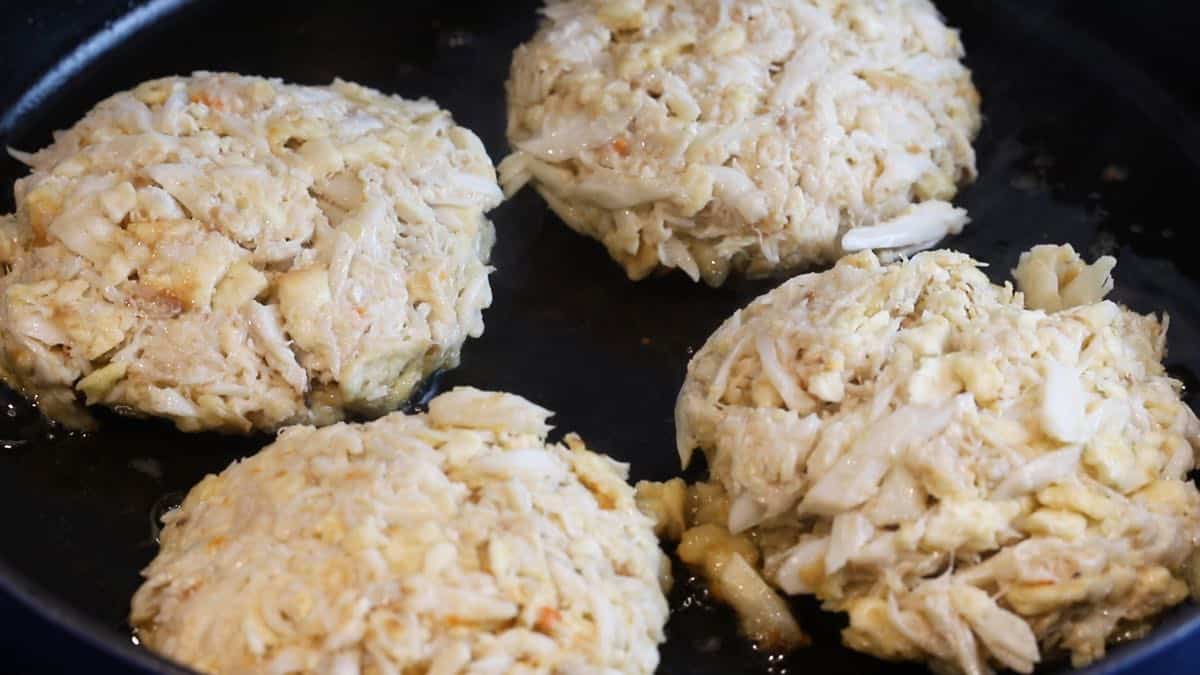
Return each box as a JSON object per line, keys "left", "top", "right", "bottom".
{"left": 131, "top": 387, "right": 670, "bottom": 675}
{"left": 500, "top": 0, "right": 980, "bottom": 285}
{"left": 0, "top": 73, "right": 502, "bottom": 432}
{"left": 671, "top": 245, "right": 1200, "bottom": 673}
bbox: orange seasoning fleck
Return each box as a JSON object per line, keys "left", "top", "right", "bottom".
{"left": 612, "top": 137, "right": 630, "bottom": 157}
{"left": 189, "top": 93, "right": 224, "bottom": 110}
{"left": 534, "top": 606, "right": 561, "bottom": 634}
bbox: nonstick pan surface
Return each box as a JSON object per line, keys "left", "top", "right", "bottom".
{"left": 1, "top": 1, "right": 1200, "bottom": 673}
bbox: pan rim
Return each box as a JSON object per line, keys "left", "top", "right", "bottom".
{"left": 0, "top": 0, "right": 194, "bottom": 138}
{"left": 0, "top": 1, "right": 1197, "bottom": 673}
{"left": 0, "top": 555, "right": 194, "bottom": 674}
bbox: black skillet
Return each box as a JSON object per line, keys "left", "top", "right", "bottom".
{"left": 1, "top": 1, "right": 1199, "bottom": 673}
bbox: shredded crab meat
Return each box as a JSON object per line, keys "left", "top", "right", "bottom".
{"left": 0, "top": 73, "right": 502, "bottom": 432}
{"left": 501, "top": 0, "right": 981, "bottom": 285}
{"left": 132, "top": 387, "right": 670, "bottom": 675}
{"left": 666, "top": 244, "right": 1200, "bottom": 674}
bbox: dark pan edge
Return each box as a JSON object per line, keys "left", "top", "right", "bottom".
{"left": 0, "top": 555, "right": 194, "bottom": 675}
{"left": 0, "top": 1, "right": 201, "bottom": 671}
{"left": 1074, "top": 604, "right": 1200, "bottom": 675}
{"left": 0, "top": 0, "right": 193, "bottom": 137}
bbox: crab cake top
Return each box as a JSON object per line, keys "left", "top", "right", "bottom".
{"left": 676, "top": 245, "right": 1200, "bottom": 673}
{"left": 131, "top": 387, "right": 670, "bottom": 675}
{"left": 501, "top": 0, "right": 980, "bottom": 285}
{"left": 0, "top": 72, "right": 502, "bottom": 432}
